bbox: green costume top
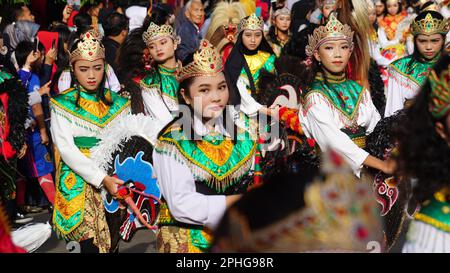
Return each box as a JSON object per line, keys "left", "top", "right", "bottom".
{"left": 51, "top": 88, "right": 130, "bottom": 131}
{"left": 389, "top": 55, "right": 438, "bottom": 89}
{"left": 302, "top": 73, "right": 373, "bottom": 149}
{"left": 414, "top": 189, "right": 450, "bottom": 233}
{"left": 140, "top": 64, "right": 179, "bottom": 111}
{"left": 50, "top": 88, "right": 130, "bottom": 240}
{"left": 241, "top": 51, "right": 276, "bottom": 97}
{"left": 385, "top": 55, "right": 439, "bottom": 117}
{"left": 304, "top": 73, "right": 366, "bottom": 123}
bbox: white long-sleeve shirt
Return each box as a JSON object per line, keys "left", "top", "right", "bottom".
{"left": 140, "top": 83, "right": 176, "bottom": 126}
{"left": 300, "top": 90, "right": 381, "bottom": 177}
{"left": 153, "top": 151, "right": 227, "bottom": 230}
{"left": 50, "top": 99, "right": 130, "bottom": 188}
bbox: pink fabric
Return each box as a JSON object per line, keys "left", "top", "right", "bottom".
{"left": 38, "top": 173, "right": 55, "bottom": 205}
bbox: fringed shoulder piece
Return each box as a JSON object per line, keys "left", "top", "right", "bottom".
{"left": 50, "top": 88, "right": 130, "bottom": 132}
{"left": 155, "top": 122, "right": 257, "bottom": 193}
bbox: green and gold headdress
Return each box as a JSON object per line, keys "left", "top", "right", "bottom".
{"left": 69, "top": 30, "right": 105, "bottom": 63}
{"left": 305, "top": 13, "right": 354, "bottom": 57}
{"left": 142, "top": 22, "right": 180, "bottom": 47}
{"left": 411, "top": 12, "right": 449, "bottom": 36}
{"left": 176, "top": 39, "right": 223, "bottom": 82}
{"left": 238, "top": 13, "right": 264, "bottom": 33}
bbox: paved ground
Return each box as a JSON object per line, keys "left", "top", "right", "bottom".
{"left": 14, "top": 211, "right": 408, "bottom": 253}
{"left": 14, "top": 211, "right": 157, "bottom": 253}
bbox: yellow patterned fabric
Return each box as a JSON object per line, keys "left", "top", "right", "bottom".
{"left": 157, "top": 226, "right": 213, "bottom": 253}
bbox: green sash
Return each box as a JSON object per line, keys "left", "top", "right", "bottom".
{"left": 53, "top": 137, "right": 99, "bottom": 240}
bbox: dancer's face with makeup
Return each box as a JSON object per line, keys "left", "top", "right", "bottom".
{"left": 181, "top": 72, "right": 229, "bottom": 120}
{"left": 73, "top": 59, "right": 105, "bottom": 91}
{"left": 314, "top": 39, "right": 352, "bottom": 74}
{"left": 242, "top": 30, "right": 263, "bottom": 51}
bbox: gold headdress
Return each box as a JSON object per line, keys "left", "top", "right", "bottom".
{"left": 411, "top": 12, "right": 449, "bottom": 36}
{"left": 386, "top": 0, "right": 400, "bottom": 4}
{"left": 305, "top": 13, "right": 354, "bottom": 57}
{"left": 321, "top": 0, "right": 338, "bottom": 7}
{"left": 238, "top": 13, "right": 264, "bottom": 33}
{"left": 429, "top": 62, "right": 450, "bottom": 119}
{"left": 272, "top": 7, "right": 291, "bottom": 19}
{"left": 176, "top": 39, "right": 223, "bottom": 82}
{"left": 69, "top": 30, "right": 105, "bottom": 63}
{"left": 142, "top": 22, "right": 180, "bottom": 47}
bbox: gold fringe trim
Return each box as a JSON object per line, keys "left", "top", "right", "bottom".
{"left": 414, "top": 213, "right": 450, "bottom": 233}
{"left": 155, "top": 141, "right": 255, "bottom": 193}
{"left": 50, "top": 99, "right": 130, "bottom": 131}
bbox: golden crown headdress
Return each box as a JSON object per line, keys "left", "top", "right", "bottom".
{"left": 386, "top": 0, "right": 400, "bottom": 4}
{"left": 176, "top": 39, "right": 223, "bottom": 82}
{"left": 238, "top": 13, "right": 264, "bottom": 33}
{"left": 411, "top": 12, "right": 449, "bottom": 36}
{"left": 142, "top": 22, "right": 180, "bottom": 47}
{"left": 321, "top": 0, "right": 337, "bottom": 7}
{"left": 429, "top": 62, "right": 450, "bottom": 119}
{"left": 273, "top": 7, "right": 291, "bottom": 19}
{"left": 305, "top": 14, "right": 354, "bottom": 57}
{"left": 69, "top": 30, "right": 105, "bottom": 63}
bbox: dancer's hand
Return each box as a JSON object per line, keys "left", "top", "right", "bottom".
{"left": 39, "top": 81, "right": 52, "bottom": 96}
{"left": 18, "top": 144, "right": 27, "bottom": 159}
{"left": 45, "top": 48, "right": 57, "bottom": 65}
{"left": 382, "top": 159, "right": 397, "bottom": 175}
{"left": 103, "top": 176, "right": 124, "bottom": 196}
{"left": 40, "top": 129, "right": 49, "bottom": 145}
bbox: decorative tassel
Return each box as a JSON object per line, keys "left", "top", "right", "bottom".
{"left": 249, "top": 137, "right": 264, "bottom": 190}
{"left": 279, "top": 107, "right": 304, "bottom": 135}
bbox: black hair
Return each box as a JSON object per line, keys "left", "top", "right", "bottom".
{"left": 68, "top": 13, "right": 93, "bottom": 49}
{"left": 50, "top": 24, "right": 72, "bottom": 92}
{"left": 382, "top": 0, "right": 403, "bottom": 16}
{"left": 116, "top": 27, "right": 147, "bottom": 114}
{"left": 149, "top": 4, "right": 173, "bottom": 25}
{"left": 15, "top": 40, "right": 45, "bottom": 75}
{"left": 69, "top": 38, "right": 111, "bottom": 107}
{"left": 284, "top": 23, "right": 318, "bottom": 60}
{"left": 103, "top": 12, "right": 129, "bottom": 37}
{"left": 396, "top": 53, "right": 450, "bottom": 203}
{"left": 290, "top": 0, "right": 316, "bottom": 34}
{"left": 74, "top": 12, "right": 93, "bottom": 33}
